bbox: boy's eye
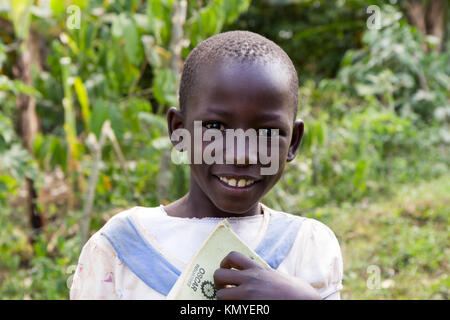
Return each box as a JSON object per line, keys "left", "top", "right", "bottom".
{"left": 204, "top": 122, "right": 225, "bottom": 131}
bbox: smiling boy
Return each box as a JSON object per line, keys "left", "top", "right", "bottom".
{"left": 70, "top": 31, "right": 343, "bottom": 300}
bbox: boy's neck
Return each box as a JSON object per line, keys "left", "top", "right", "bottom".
{"left": 165, "top": 178, "right": 262, "bottom": 219}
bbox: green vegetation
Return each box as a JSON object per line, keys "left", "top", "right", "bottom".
{"left": 0, "top": 0, "right": 449, "bottom": 299}
{"left": 314, "top": 174, "right": 449, "bottom": 299}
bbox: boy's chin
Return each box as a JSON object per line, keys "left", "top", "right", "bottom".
{"left": 212, "top": 199, "right": 260, "bottom": 216}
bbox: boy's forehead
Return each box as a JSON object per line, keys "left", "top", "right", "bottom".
{"left": 194, "top": 59, "right": 292, "bottom": 108}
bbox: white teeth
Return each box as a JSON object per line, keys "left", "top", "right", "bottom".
{"left": 218, "top": 176, "right": 255, "bottom": 188}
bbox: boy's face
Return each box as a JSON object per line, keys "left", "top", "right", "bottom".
{"left": 170, "top": 59, "right": 303, "bottom": 214}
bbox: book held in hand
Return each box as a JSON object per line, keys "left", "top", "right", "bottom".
{"left": 166, "top": 219, "right": 270, "bottom": 300}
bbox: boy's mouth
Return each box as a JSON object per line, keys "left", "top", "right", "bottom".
{"left": 213, "top": 175, "right": 260, "bottom": 189}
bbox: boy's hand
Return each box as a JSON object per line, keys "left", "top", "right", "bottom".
{"left": 213, "top": 251, "right": 322, "bottom": 300}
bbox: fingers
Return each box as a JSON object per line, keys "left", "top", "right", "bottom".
{"left": 220, "top": 251, "right": 258, "bottom": 270}
{"left": 213, "top": 268, "right": 245, "bottom": 290}
{"left": 215, "top": 252, "right": 264, "bottom": 299}
{"left": 216, "top": 285, "right": 249, "bottom": 300}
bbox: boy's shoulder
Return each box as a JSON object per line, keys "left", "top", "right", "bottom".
{"left": 86, "top": 206, "right": 164, "bottom": 246}
{"left": 100, "top": 205, "right": 166, "bottom": 230}
{"left": 106, "top": 205, "right": 164, "bottom": 221}
{"left": 262, "top": 204, "right": 339, "bottom": 243}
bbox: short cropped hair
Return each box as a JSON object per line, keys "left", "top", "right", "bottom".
{"left": 179, "top": 31, "right": 299, "bottom": 119}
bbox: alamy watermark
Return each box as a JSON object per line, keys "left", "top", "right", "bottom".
{"left": 367, "top": 264, "right": 396, "bottom": 290}
{"left": 170, "top": 121, "right": 280, "bottom": 175}
{"left": 366, "top": 5, "right": 381, "bottom": 30}
{"left": 66, "top": 5, "right": 81, "bottom": 30}
{"left": 66, "top": 264, "right": 77, "bottom": 289}
{"left": 366, "top": 265, "right": 381, "bottom": 289}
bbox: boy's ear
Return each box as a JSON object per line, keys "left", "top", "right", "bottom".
{"left": 286, "top": 119, "right": 304, "bottom": 162}
{"left": 167, "top": 107, "right": 185, "bottom": 147}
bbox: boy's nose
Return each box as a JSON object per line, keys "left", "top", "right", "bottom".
{"left": 224, "top": 136, "right": 258, "bottom": 166}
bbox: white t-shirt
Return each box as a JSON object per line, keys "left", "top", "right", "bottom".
{"left": 70, "top": 204, "right": 343, "bottom": 300}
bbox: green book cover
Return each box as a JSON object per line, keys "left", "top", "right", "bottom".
{"left": 166, "top": 219, "right": 270, "bottom": 300}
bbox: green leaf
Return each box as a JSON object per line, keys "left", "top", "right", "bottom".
{"left": 353, "top": 160, "right": 368, "bottom": 191}
{"left": 74, "top": 77, "right": 91, "bottom": 132}
{"left": 123, "top": 98, "right": 152, "bottom": 134}
{"left": 152, "top": 68, "right": 177, "bottom": 107}
{"left": 112, "top": 13, "right": 144, "bottom": 66}
{"left": 0, "top": 75, "right": 41, "bottom": 97}
{"left": 142, "top": 35, "right": 169, "bottom": 69}
{"left": 146, "top": 0, "right": 173, "bottom": 45}
{"left": 90, "top": 100, "right": 124, "bottom": 141}
{"left": 124, "top": 20, "right": 144, "bottom": 67}
{"left": 0, "top": 114, "right": 15, "bottom": 146}
{"left": 224, "top": 0, "right": 250, "bottom": 24}
{"left": 0, "top": 42, "right": 6, "bottom": 69}
{"left": 109, "top": 103, "right": 124, "bottom": 142}
{"left": 138, "top": 112, "right": 168, "bottom": 132}
{"left": 90, "top": 100, "right": 110, "bottom": 139}
{"left": 50, "top": 0, "right": 64, "bottom": 15}
{"left": 188, "top": 0, "right": 250, "bottom": 47}
{"left": 32, "top": 133, "right": 46, "bottom": 168}
{"left": 10, "top": 0, "right": 33, "bottom": 40}
{"left": 314, "top": 121, "right": 326, "bottom": 146}
{"left": 0, "top": 143, "right": 36, "bottom": 181}
{"left": 50, "top": 136, "right": 67, "bottom": 171}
